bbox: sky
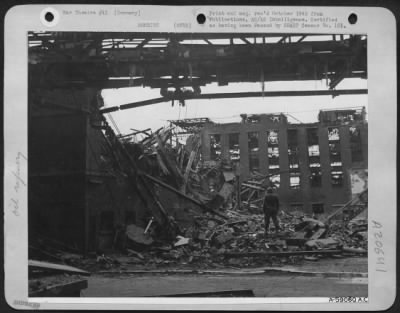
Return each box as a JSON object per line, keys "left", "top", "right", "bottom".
{"left": 101, "top": 78, "right": 367, "bottom": 135}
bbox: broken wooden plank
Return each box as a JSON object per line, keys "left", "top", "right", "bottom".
{"left": 246, "top": 189, "right": 257, "bottom": 202}
{"left": 182, "top": 142, "right": 199, "bottom": 194}
{"left": 247, "top": 180, "right": 264, "bottom": 185}
{"left": 241, "top": 183, "right": 265, "bottom": 191}
{"left": 323, "top": 189, "right": 368, "bottom": 224}
{"left": 240, "top": 187, "right": 250, "bottom": 195}
{"left": 28, "top": 260, "right": 90, "bottom": 276}
{"left": 143, "top": 173, "right": 227, "bottom": 219}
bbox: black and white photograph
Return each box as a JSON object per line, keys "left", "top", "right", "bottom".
{"left": 26, "top": 31, "right": 370, "bottom": 298}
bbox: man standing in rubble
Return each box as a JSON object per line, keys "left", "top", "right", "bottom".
{"left": 263, "top": 187, "right": 281, "bottom": 236}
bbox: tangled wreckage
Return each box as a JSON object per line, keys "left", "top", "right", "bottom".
{"left": 27, "top": 32, "right": 368, "bottom": 296}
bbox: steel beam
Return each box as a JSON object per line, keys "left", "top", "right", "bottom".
{"left": 100, "top": 89, "right": 368, "bottom": 113}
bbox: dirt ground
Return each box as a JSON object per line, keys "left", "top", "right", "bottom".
{"left": 82, "top": 256, "right": 368, "bottom": 297}
{"left": 83, "top": 273, "right": 368, "bottom": 297}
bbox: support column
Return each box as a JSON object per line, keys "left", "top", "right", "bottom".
{"left": 239, "top": 129, "right": 249, "bottom": 180}
{"left": 259, "top": 127, "right": 268, "bottom": 175}
{"left": 318, "top": 127, "right": 331, "bottom": 193}
{"left": 278, "top": 125, "right": 290, "bottom": 192}
{"left": 340, "top": 125, "right": 353, "bottom": 200}
{"left": 297, "top": 127, "right": 311, "bottom": 212}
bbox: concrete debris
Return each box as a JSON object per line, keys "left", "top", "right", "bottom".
{"left": 174, "top": 236, "right": 190, "bottom": 247}
{"left": 126, "top": 224, "right": 154, "bottom": 246}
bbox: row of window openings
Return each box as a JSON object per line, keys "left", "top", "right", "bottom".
{"left": 210, "top": 128, "right": 361, "bottom": 167}
{"left": 212, "top": 157, "right": 342, "bottom": 189}
{"left": 211, "top": 129, "right": 361, "bottom": 156}
{"left": 211, "top": 126, "right": 362, "bottom": 143}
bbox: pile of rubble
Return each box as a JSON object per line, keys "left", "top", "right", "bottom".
{"left": 31, "top": 203, "right": 367, "bottom": 272}
{"left": 29, "top": 121, "right": 368, "bottom": 272}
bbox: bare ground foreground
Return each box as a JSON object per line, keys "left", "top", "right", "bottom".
{"left": 83, "top": 273, "right": 367, "bottom": 298}
{"left": 82, "top": 257, "right": 367, "bottom": 297}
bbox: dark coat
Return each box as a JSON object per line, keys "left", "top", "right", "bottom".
{"left": 263, "top": 194, "right": 280, "bottom": 213}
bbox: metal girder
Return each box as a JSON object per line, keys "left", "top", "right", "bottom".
{"left": 100, "top": 89, "right": 368, "bottom": 113}
{"left": 29, "top": 32, "right": 367, "bottom": 92}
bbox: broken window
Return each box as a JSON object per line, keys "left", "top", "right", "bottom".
{"left": 248, "top": 132, "right": 259, "bottom": 172}
{"left": 331, "top": 169, "right": 344, "bottom": 186}
{"left": 249, "top": 155, "right": 260, "bottom": 172}
{"left": 268, "top": 164, "right": 280, "bottom": 171}
{"left": 329, "top": 143, "right": 341, "bottom": 156}
{"left": 268, "top": 147, "right": 280, "bottom": 165}
{"left": 288, "top": 129, "right": 300, "bottom": 189}
{"left": 267, "top": 130, "right": 280, "bottom": 176}
{"left": 308, "top": 145, "right": 320, "bottom": 156}
{"left": 349, "top": 126, "right": 363, "bottom": 163}
{"left": 267, "top": 130, "right": 279, "bottom": 145}
{"left": 290, "top": 173, "right": 301, "bottom": 189}
{"left": 248, "top": 132, "right": 259, "bottom": 153}
{"left": 312, "top": 203, "right": 324, "bottom": 214}
{"left": 307, "top": 128, "right": 321, "bottom": 187}
{"left": 209, "top": 134, "right": 221, "bottom": 161}
{"left": 288, "top": 146, "right": 299, "bottom": 156}
{"left": 288, "top": 129, "right": 299, "bottom": 160}
{"left": 328, "top": 127, "right": 340, "bottom": 141}
{"left": 228, "top": 133, "right": 240, "bottom": 165}
{"left": 328, "top": 127, "right": 343, "bottom": 186}
{"left": 269, "top": 174, "right": 280, "bottom": 189}
{"left": 309, "top": 167, "right": 322, "bottom": 187}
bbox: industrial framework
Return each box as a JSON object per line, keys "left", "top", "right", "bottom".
{"left": 29, "top": 32, "right": 367, "bottom": 109}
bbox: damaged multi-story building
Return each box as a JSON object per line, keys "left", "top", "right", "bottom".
{"left": 201, "top": 107, "right": 368, "bottom": 214}
{"left": 27, "top": 32, "right": 367, "bottom": 253}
